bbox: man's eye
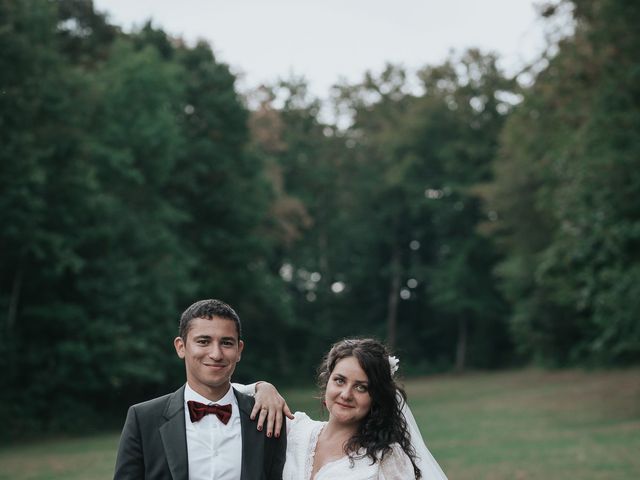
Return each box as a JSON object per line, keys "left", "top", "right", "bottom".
{"left": 222, "top": 340, "right": 235, "bottom": 347}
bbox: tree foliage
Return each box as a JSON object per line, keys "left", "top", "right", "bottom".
{"left": 485, "top": 0, "right": 640, "bottom": 364}
{"left": 0, "top": 0, "right": 290, "bottom": 436}
{"left": 1, "top": 0, "right": 637, "bottom": 439}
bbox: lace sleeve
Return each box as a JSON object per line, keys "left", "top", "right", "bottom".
{"left": 379, "top": 443, "right": 416, "bottom": 480}
{"left": 231, "top": 382, "right": 257, "bottom": 396}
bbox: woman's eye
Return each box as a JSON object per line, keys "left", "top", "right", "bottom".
{"left": 356, "top": 385, "right": 368, "bottom": 393}
{"left": 334, "top": 377, "right": 344, "bottom": 385}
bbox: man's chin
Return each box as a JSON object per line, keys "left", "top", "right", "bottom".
{"left": 205, "top": 377, "right": 232, "bottom": 388}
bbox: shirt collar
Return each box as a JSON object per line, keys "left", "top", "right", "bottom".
{"left": 184, "top": 382, "right": 237, "bottom": 408}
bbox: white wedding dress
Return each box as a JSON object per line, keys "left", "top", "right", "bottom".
{"left": 232, "top": 384, "right": 447, "bottom": 480}
{"left": 283, "top": 412, "right": 416, "bottom": 480}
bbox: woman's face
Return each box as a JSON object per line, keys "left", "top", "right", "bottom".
{"left": 325, "top": 356, "right": 372, "bottom": 426}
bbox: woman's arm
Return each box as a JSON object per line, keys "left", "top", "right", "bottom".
{"left": 380, "top": 444, "right": 417, "bottom": 480}
{"left": 232, "top": 381, "right": 294, "bottom": 438}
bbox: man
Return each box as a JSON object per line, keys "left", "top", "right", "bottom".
{"left": 114, "top": 299, "right": 289, "bottom": 480}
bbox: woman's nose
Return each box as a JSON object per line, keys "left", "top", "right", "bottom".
{"left": 340, "top": 387, "right": 353, "bottom": 400}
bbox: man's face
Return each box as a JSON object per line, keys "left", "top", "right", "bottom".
{"left": 174, "top": 316, "right": 244, "bottom": 401}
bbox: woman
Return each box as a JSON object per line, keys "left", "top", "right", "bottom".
{"left": 243, "top": 338, "right": 447, "bottom": 479}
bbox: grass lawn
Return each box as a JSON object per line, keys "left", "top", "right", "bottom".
{"left": 1, "top": 369, "right": 638, "bottom": 479}
{"left": 0, "top": 433, "right": 120, "bottom": 480}
{"left": 405, "top": 369, "right": 640, "bottom": 479}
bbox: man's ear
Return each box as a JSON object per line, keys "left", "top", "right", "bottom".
{"left": 237, "top": 339, "right": 244, "bottom": 361}
{"left": 174, "top": 336, "right": 186, "bottom": 359}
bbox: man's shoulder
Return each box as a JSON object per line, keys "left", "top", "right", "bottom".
{"left": 232, "top": 386, "right": 255, "bottom": 412}
{"left": 129, "top": 385, "right": 184, "bottom": 415}
{"left": 232, "top": 387, "right": 254, "bottom": 401}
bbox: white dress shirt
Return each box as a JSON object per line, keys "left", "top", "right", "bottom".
{"left": 184, "top": 383, "right": 243, "bottom": 480}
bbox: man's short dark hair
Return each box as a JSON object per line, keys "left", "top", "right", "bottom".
{"left": 179, "top": 299, "right": 242, "bottom": 339}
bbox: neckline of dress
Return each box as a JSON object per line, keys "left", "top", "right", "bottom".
{"left": 308, "top": 421, "right": 355, "bottom": 480}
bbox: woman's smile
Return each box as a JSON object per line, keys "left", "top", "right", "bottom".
{"left": 325, "top": 356, "right": 372, "bottom": 425}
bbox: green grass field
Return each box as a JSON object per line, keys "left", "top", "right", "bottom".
{"left": 1, "top": 369, "right": 638, "bottom": 479}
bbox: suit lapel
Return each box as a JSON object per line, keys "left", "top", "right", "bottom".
{"left": 159, "top": 385, "right": 189, "bottom": 480}
{"left": 235, "top": 388, "right": 264, "bottom": 480}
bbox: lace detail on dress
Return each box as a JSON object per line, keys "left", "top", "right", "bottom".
{"left": 379, "top": 443, "right": 416, "bottom": 479}
{"left": 305, "top": 421, "right": 325, "bottom": 480}
{"left": 285, "top": 413, "right": 420, "bottom": 480}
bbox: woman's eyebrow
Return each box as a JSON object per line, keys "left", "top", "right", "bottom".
{"left": 333, "top": 373, "right": 368, "bottom": 384}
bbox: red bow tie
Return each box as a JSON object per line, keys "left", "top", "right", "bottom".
{"left": 187, "top": 400, "right": 232, "bottom": 424}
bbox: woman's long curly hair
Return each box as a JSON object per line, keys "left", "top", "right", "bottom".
{"left": 317, "top": 338, "right": 422, "bottom": 479}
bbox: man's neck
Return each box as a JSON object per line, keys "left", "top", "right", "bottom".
{"left": 186, "top": 381, "right": 232, "bottom": 403}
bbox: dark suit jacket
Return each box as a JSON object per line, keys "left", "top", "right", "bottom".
{"left": 113, "top": 385, "right": 286, "bottom": 480}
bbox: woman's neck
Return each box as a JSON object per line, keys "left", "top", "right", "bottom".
{"left": 323, "top": 417, "right": 359, "bottom": 441}
{"left": 311, "top": 419, "right": 361, "bottom": 479}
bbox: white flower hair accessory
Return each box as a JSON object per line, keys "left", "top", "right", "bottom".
{"left": 388, "top": 355, "right": 399, "bottom": 376}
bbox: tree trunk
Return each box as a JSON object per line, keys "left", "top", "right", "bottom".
{"left": 8, "top": 267, "right": 24, "bottom": 331}
{"left": 318, "top": 229, "right": 329, "bottom": 275}
{"left": 386, "top": 245, "right": 401, "bottom": 350}
{"left": 455, "top": 316, "right": 468, "bottom": 372}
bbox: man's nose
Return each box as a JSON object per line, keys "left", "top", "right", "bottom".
{"left": 208, "top": 343, "right": 223, "bottom": 360}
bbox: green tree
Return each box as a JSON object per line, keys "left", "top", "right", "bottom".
{"left": 0, "top": 0, "right": 102, "bottom": 433}
{"left": 2, "top": 3, "right": 188, "bottom": 433}
{"left": 332, "top": 56, "right": 514, "bottom": 370}
{"left": 486, "top": 0, "right": 640, "bottom": 364}
{"left": 166, "top": 41, "right": 295, "bottom": 381}
{"left": 247, "top": 78, "right": 363, "bottom": 374}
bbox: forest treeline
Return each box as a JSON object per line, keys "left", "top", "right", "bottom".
{"left": 1, "top": 0, "right": 638, "bottom": 436}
